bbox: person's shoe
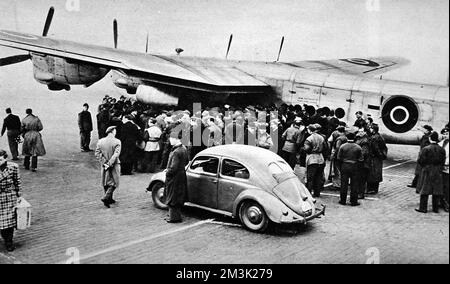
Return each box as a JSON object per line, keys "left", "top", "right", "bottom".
{"left": 101, "top": 199, "right": 110, "bottom": 208}
{"left": 358, "top": 194, "right": 365, "bottom": 199}
{"left": 443, "top": 206, "right": 449, "bottom": 213}
{"left": 31, "top": 168, "right": 37, "bottom": 172}
{"left": 415, "top": 208, "right": 427, "bottom": 213}
{"left": 338, "top": 200, "right": 347, "bottom": 206}
{"left": 5, "top": 242, "right": 15, "bottom": 252}
{"left": 433, "top": 209, "right": 439, "bottom": 213}
{"left": 24, "top": 166, "right": 30, "bottom": 170}
{"left": 407, "top": 184, "right": 416, "bottom": 188}
{"left": 110, "top": 199, "right": 116, "bottom": 204}
{"left": 350, "top": 202, "right": 361, "bottom": 207}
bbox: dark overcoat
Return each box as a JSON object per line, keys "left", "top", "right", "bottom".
{"left": 368, "top": 133, "right": 388, "bottom": 183}
{"left": 164, "top": 144, "right": 189, "bottom": 207}
{"left": 415, "top": 133, "right": 431, "bottom": 175}
{"left": 78, "top": 110, "right": 93, "bottom": 132}
{"left": 416, "top": 143, "right": 446, "bottom": 195}
{"left": 119, "top": 121, "right": 140, "bottom": 164}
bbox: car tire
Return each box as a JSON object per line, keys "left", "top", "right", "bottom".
{"left": 239, "top": 201, "right": 269, "bottom": 233}
{"left": 151, "top": 182, "right": 168, "bottom": 210}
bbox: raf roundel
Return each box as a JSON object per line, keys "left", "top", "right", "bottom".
{"left": 381, "top": 96, "right": 419, "bottom": 133}
{"left": 340, "top": 58, "right": 380, "bottom": 67}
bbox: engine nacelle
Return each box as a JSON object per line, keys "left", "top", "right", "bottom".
{"left": 136, "top": 85, "right": 179, "bottom": 106}
{"left": 31, "top": 54, "right": 109, "bottom": 89}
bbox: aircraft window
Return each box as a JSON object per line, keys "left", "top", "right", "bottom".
{"left": 190, "top": 156, "right": 219, "bottom": 175}
{"left": 222, "top": 159, "right": 250, "bottom": 179}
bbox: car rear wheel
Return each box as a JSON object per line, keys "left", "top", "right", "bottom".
{"left": 151, "top": 182, "right": 168, "bottom": 210}
{"left": 239, "top": 201, "right": 269, "bottom": 233}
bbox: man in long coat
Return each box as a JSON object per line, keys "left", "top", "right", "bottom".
{"left": 21, "top": 109, "right": 46, "bottom": 172}
{"left": 95, "top": 126, "right": 121, "bottom": 208}
{"left": 439, "top": 127, "right": 449, "bottom": 212}
{"left": 164, "top": 123, "right": 189, "bottom": 223}
{"left": 367, "top": 124, "right": 388, "bottom": 194}
{"left": 415, "top": 132, "right": 446, "bottom": 213}
{"left": 408, "top": 125, "right": 433, "bottom": 188}
{"left": 78, "top": 103, "right": 93, "bottom": 152}
{"left": 96, "top": 104, "right": 110, "bottom": 139}
{"left": 119, "top": 115, "right": 141, "bottom": 175}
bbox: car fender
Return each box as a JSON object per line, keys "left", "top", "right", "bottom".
{"left": 146, "top": 171, "right": 166, "bottom": 191}
{"left": 233, "top": 189, "right": 290, "bottom": 224}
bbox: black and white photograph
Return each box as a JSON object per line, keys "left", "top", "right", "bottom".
{"left": 0, "top": 0, "right": 448, "bottom": 267}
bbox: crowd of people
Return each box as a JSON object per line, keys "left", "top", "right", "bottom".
{"left": 90, "top": 95, "right": 390, "bottom": 204}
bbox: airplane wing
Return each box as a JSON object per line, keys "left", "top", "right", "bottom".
{"left": 0, "top": 30, "right": 268, "bottom": 93}
{"left": 286, "top": 57, "right": 410, "bottom": 76}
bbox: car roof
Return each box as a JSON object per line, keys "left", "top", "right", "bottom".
{"left": 197, "top": 145, "right": 283, "bottom": 167}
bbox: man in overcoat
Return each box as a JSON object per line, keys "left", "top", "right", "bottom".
{"left": 95, "top": 126, "right": 121, "bottom": 208}
{"left": 164, "top": 123, "right": 189, "bottom": 223}
{"left": 119, "top": 115, "right": 141, "bottom": 175}
{"left": 408, "top": 125, "right": 433, "bottom": 188}
{"left": 415, "top": 132, "right": 446, "bottom": 213}
{"left": 21, "top": 109, "right": 46, "bottom": 172}
{"left": 78, "top": 103, "right": 93, "bottom": 152}
{"left": 439, "top": 127, "right": 449, "bottom": 212}
{"left": 367, "top": 124, "right": 388, "bottom": 194}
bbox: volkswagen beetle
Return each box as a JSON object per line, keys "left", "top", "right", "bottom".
{"left": 146, "top": 145, "right": 325, "bottom": 232}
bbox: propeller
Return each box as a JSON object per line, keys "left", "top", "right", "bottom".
{"left": 113, "top": 19, "right": 118, "bottom": 49}
{"left": 0, "top": 54, "right": 31, "bottom": 67}
{"left": 225, "top": 34, "right": 233, "bottom": 59}
{"left": 0, "top": 7, "right": 54, "bottom": 67}
{"left": 42, "top": 6, "right": 55, "bottom": 37}
{"left": 276, "top": 36, "right": 285, "bottom": 62}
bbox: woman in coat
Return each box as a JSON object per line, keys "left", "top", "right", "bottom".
{"left": 164, "top": 123, "right": 189, "bottom": 223}
{"left": 0, "top": 149, "right": 22, "bottom": 251}
{"left": 21, "top": 109, "right": 46, "bottom": 172}
{"left": 415, "top": 132, "right": 446, "bottom": 213}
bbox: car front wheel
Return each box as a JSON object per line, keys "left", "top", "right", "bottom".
{"left": 239, "top": 201, "right": 269, "bottom": 233}
{"left": 151, "top": 182, "right": 168, "bottom": 210}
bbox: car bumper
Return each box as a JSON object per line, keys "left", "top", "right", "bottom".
{"left": 279, "top": 204, "right": 326, "bottom": 224}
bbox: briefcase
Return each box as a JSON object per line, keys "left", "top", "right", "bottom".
{"left": 15, "top": 197, "right": 32, "bottom": 230}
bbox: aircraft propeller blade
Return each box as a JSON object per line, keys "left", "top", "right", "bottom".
{"left": 145, "top": 32, "right": 149, "bottom": 53}
{"left": 226, "top": 34, "right": 233, "bottom": 59}
{"left": 276, "top": 36, "right": 285, "bottom": 62}
{"left": 113, "top": 19, "right": 118, "bottom": 49}
{"left": 42, "top": 6, "right": 55, "bottom": 37}
{"left": 0, "top": 54, "right": 31, "bottom": 67}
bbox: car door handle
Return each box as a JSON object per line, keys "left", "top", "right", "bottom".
{"left": 210, "top": 180, "right": 218, "bottom": 184}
